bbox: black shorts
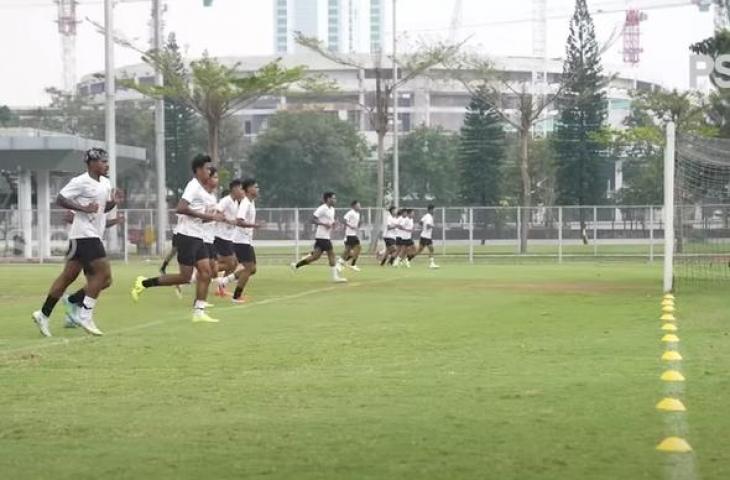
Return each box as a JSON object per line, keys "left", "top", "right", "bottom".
{"left": 171, "top": 233, "right": 181, "bottom": 249}
{"left": 419, "top": 237, "right": 433, "bottom": 247}
{"left": 345, "top": 236, "right": 360, "bottom": 247}
{"left": 384, "top": 238, "right": 396, "bottom": 248}
{"left": 403, "top": 239, "right": 415, "bottom": 247}
{"left": 314, "top": 239, "right": 333, "bottom": 252}
{"left": 234, "top": 243, "right": 256, "bottom": 264}
{"left": 214, "top": 237, "right": 234, "bottom": 257}
{"left": 395, "top": 237, "right": 404, "bottom": 246}
{"left": 205, "top": 242, "right": 216, "bottom": 260}
{"left": 66, "top": 238, "right": 106, "bottom": 273}
{"left": 176, "top": 234, "right": 207, "bottom": 267}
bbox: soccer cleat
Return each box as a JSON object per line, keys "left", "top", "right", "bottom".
{"left": 62, "top": 295, "right": 80, "bottom": 326}
{"left": 404, "top": 259, "right": 411, "bottom": 269}
{"left": 231, "top": 296, "right": 248, "bottom": 305}
{"left": 131, "top": 276, "right": 146, "bottom": 302}
{"left": 174, "top": 285, "right": 183, "bottom": 299}
{"left": 32, "top": 311, "right": 52, "bottom": 337}
{"left": 349, "top": 265, "right": 361, "bottom": 272}
{"left": 290, "top": 262, "right": 298, "bottom": 272}
{"left": 76, "top": 315, "right": 103, "bottom": 336}
{"left": 203, "top": 301, "right": 215, "bottom": 308}
{"left": 192, "top": 311, "right": 220, "bottom": 323}
{"left": 63, "top": 314, "right": 78, "bottom": 329}
{"left": 333, "top": 276, "right": 348, "bottom": 283}
{"left": 429, "top": 262, "right": 440, "bottom": 269}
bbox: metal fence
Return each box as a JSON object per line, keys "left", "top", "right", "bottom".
{"left": 1, "top": 204, "right": 720, "bottom": 264}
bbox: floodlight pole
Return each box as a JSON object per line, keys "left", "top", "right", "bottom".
{"left": 392, "top": 0, "right": 399, "bottom": 208}
{"left": 663, "top": 121, "right": 676, "bottom": 293}
{"left": 104, "top": 0, "right": 116, "bottom": 187}
{"left": 153, "top": 0, "right": 167, "bottom": 255}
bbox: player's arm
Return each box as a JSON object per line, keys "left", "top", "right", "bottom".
{"left": 104, "top": 188, "right": 124, "bottom": 212}
{"left": 106, "top": 212, "right": 125, "bottom": 228}
{"left": 57, "top": 193, "right": 97, "bottom": 214}
{"left": 311, "top": 215, "right": 332, "bottom": 228}
{"left": 176, "top": 198, "right": 222, "bottom": 222}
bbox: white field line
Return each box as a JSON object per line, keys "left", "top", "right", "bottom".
{"left": 1, "top": 276, "right": 399, "bottom": 357}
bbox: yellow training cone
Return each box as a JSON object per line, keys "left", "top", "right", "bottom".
{"left": 662, "top": 299, "right": 675, "bottom": 306}
{"left": 662, "top": 305, "right": 676, "bottom": 314}
{"left": 661, "top": 370, "right": 685, "bottom": 382}
{"left": 657, "top": 437, "right": 692, "bottom": 453}
{"left": 660, "top": 313, "right": 676, "bottom": 323}
{"left": 662, "top": 351, "right": 683, "bottom": 361}
{"left": 662, "top": 334, "right": 680, "bottom": 343}
{"left": 656, "top": 398, "right": 687, "bottom": 412}
{"left": 662, "top": 323, "right": 678, "bottom": 332}
{"left": 664, "top": 293, "right": 675, "bottom": 300}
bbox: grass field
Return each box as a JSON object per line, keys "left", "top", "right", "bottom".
{"left": 1, "top": 260, "right": 729, "bottom": 479}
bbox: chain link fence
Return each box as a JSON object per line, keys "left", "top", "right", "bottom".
{"left": 0, "top": 205, "right": 696, "bottom": 264}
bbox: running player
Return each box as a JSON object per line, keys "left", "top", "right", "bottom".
{"left": 337, "top": 200, "right": 362, "bottom": 272}
{"left": 380, "top": 206, "right": 398, "bottom": 266}
{"left": 213, "top": 178, "right": 244, "bottom": 297}
{"left": 414, "top": 204, "right": 439, "bottom": 269}
{"left": 392, "top": 209, "right": 406, "bottom": 267}
{"left": 217, "top": 178, "right": 262, "bottom": 303}
{"left": 397, "top": 209, "right": 416, "bottom": 267}
{"left": 130, "top": 154, "right": 224, "bottom": 323}
{"left": 32, "top": 148, "right": 120, "bottom": 337}
{"left": 290, "top": 192, "right": 347, "bottom": 283}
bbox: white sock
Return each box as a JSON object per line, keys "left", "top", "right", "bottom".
{"left": 220, "top": 273, "right": 236, "bottom": 287}
{"left": 331, "top": 266, "right": 339, "bottom": 279}
{"left": 193, "top": 299, "right": 206, "bottom": 312}
{"left": 80, "top": 296, "right": 96, "bottom": 320}
{"left": 190, "top": 270, "right": 197, "bottom": 285}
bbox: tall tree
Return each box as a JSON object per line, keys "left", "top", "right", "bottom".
{"left": 162, "top": 34, "right": 197, "bottom": 198}
{"left": 396, "top": 125, "right": 459, "bottom": 205}
{"left": 553, "top": 0, "right": 608, "bottom": 241}
{"left": 457, "top": 89, "right": 505, "bottom": 206}
{"left": 249, "top": 111, "right": 372, "bottom": 207}
{"left": 0, "top": 106, "right": 15, "bottom": 127}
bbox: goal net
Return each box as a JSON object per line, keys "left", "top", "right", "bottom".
{"left": 670, "top": 130, "right": 730, "bottom": 289}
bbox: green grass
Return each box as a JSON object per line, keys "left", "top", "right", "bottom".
{"left": 1, "top": 261, "right": 729, "bottom": 479}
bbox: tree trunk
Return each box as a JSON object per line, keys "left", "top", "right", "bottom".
{"left": 519, "top": 129, "right": 530, "bottom": 254}
{"left": 207, "top": 118, "right": 220, "bottom": 164}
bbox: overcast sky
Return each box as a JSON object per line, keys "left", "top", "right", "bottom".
{"left": 0, "top": 0, "right": 714, "bottom": 106}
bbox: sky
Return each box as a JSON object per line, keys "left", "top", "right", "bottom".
{"left": 0, "top": 0, "right": 715, "bottom": 107}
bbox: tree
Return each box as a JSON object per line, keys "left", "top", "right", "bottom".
{"left": 457, "top": 90, "right": 506, "bottom": 206}
{"left": 0, "top": 106, "right": 15, "bottom": 127}
{"left": 119, "top": 40, "right": 306, "bottom": 164}
{"left": 295, "top": 33, "right": 461, "bottom": 245}
{"left": 553, "top": 0, "right": 608, "bottom": 241}
{"left": 249, "top": 111, "right": 372, "bottom": 207}
{"left": 395, "top": 125, "right": 459, "bottom": 205}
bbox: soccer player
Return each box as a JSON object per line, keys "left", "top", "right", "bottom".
{"left": 131, "top": 154, "right": 224, "bottom": 323}
{"left": 380, "top": 206, "right": 398, "bottom": 267}
{"left": 413, "top": 204, "right": 439, "bottom": 269}
{"left": 32, "top": 148, "right": 121, "bottom": 337}
{"left": 213, "top": 178, "right": 244, "bottom": 297}
{"left": 217, "top": 178, "right": 262, "bottom": 303}
{"left": 397, "top": 209, "right": 416, "bottom": 267}
{"left": 337, "top": 200, "right": 362, "bottom": 272}
{"left": 392, "top": 209, "right": 406, "bottom": 267}
{"left": 290, "top": 192, "right": 347, "bottom": 283}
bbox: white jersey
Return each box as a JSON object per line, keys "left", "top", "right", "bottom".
{"left": 202, "top": 190, "right": 218, "bottom": 244}
{"left": 216, "top": 195, "right": 239, "bottom": 242}
{"left": 395, "top": 216, "right": 406, "bottom": 238}
{"left": 176, "top": 178, "right": 209, "bottom": 240}
{"left": 233, "top": 196, "right": 256, "bottom": 245}
{"left": 343, "top": 209, "right": 360, "bottom": 237}
{"left": 401, "top": 217, "right": 414, "bottom": 240}
{"left": 420, "top": 213, "right": 434, "bottom": 240}
{"left": 59, "top": 172, "right": 112, "bottom": 240}
{"left": 313, "top": 203, "right": 335, "bottom": 240}
{"left": 172, "top": 214, "right": 182, "bottom": 235}
{"left": 384, "top": 212, "right": 398, "bottom": 240}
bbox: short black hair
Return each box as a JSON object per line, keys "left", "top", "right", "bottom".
{"left": 350, "top": 200, "right": 359, "bottom": 207}
{"left": 323, "top": 192, "right": 335, "bottom": 202}
{"left": 241, "top": 178, "right": 257, "bottom": 191}
{"left": 427, "top": 204, "right": 435, "bottom": 211}
{"left": 229, "top": 179, "right": 242, "bottom": 191}
{"left": 191, "top": 154, "right": 211, "bottom": 173}
{"left": 388, "top": 206, "right": 396, "bottom": 214}
{"left": 208, "top": 165, "right": 218, "bottom": 176}
{"left": 84, "top": 147, "right": 108, "bottom": 164}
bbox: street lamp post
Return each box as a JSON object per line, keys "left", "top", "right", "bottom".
{"left": 392, "top": 0, "right": 399, "bottom": 208}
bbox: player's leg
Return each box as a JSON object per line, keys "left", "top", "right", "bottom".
{"left": 232, "top": 246, "right": 257, "bottom": 303}
{"left": 326, "top": 243, "right": 347, "bottom": 282}
{"left": 293, "top": 247, "right": 322, "bottom": 269}
{"left": 132, "top": 235, "right": 197, "bottom": 301}
{"left": 350, "top": 243, "right": 361, "bottom": 266}
{"left": 427, "top": 242, "right": 439, "bottom": 268}
{"left": 160, "top": 246, "right": 177, "bottom": 275}
{"left": 32, "top": 259, "right": 83, "bottom": 337}
{"left": 192, "top": 253, "right": 218, "bottom": 322}
{"left": 75, "top": 257, "right": 112, "bottom": 335}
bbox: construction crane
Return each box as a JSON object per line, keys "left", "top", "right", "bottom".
{"left": 56, "top": 0, "right": 80, "bottom": 93}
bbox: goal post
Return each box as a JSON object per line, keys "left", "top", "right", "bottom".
{"left": 663, "top": 121, "right": 676, "bottom": 293}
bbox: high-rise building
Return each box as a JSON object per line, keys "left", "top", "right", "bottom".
{"left": 274, "top": 0, "right": 386, "bottom": 54}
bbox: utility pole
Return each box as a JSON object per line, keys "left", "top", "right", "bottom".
{"left": 392, "top": 0, "right": 399, "bottom": 208}
{"left": 104, "top": 0, "right": 116, "bottom": 187}
{"left": 152, "top": 0, "right": 167, "bottom": 255}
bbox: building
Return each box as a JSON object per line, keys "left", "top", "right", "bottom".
{"left": 274, "top": 0, "right": 387, "bottom": 54}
